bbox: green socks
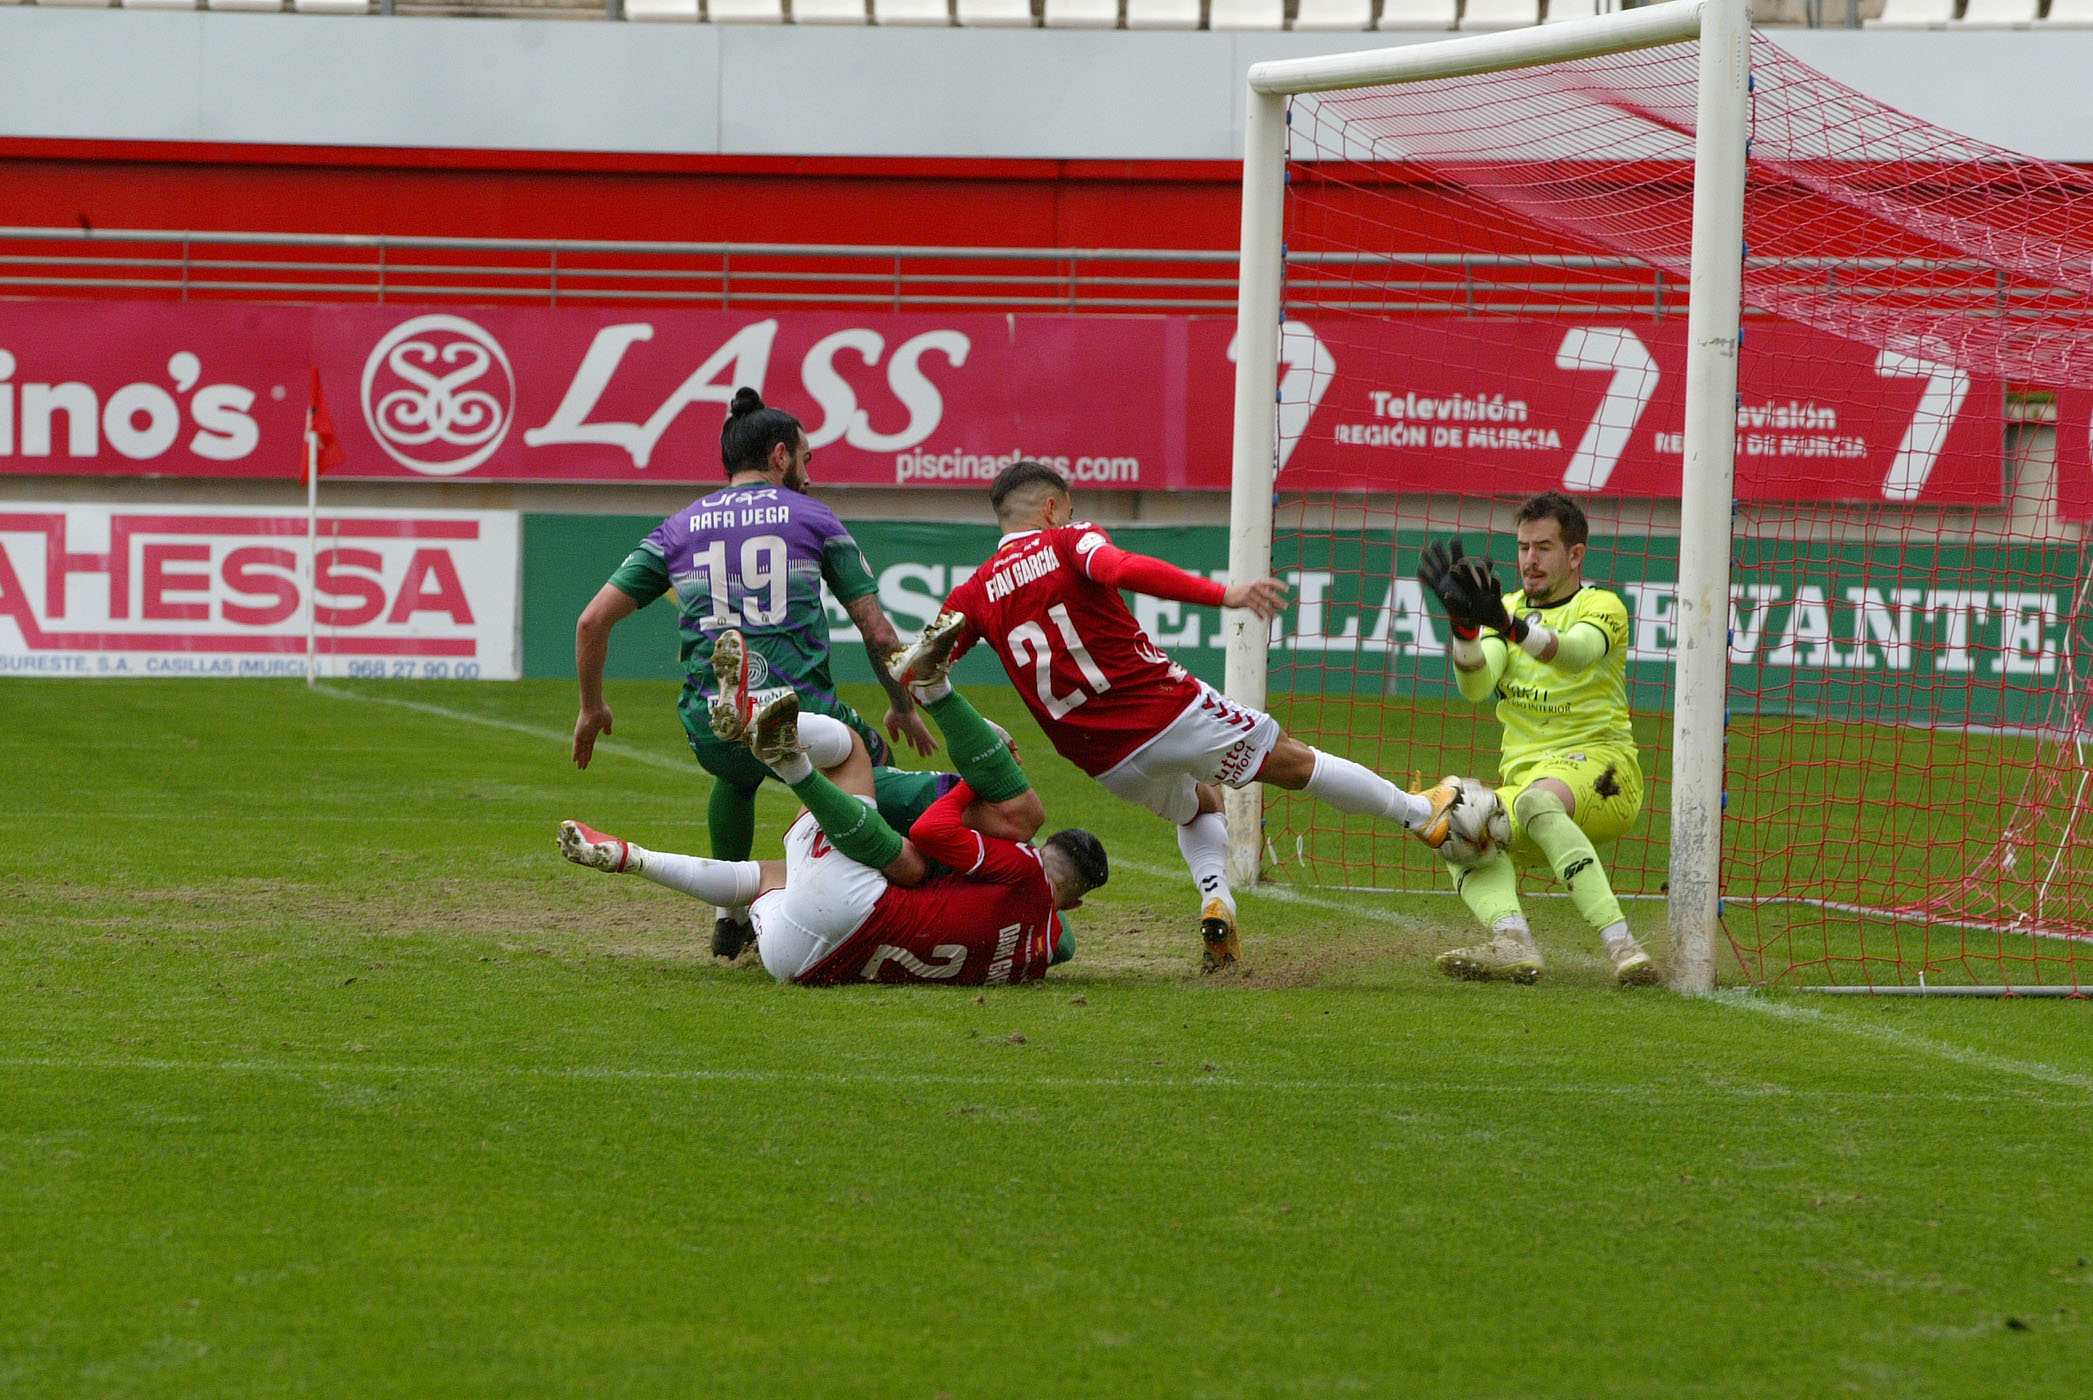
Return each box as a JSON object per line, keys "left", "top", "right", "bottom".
{"left": 708, "top": 780, "right": 758, "bottom": 863}
{"left": 925, "top": 690, "right": 1031, "bottom": 804}
{"left": 784, "top": 768, "right": 905, "bottom": 871}
{"left": 1451, "top": 849, "right": 1524, "bottom": 930}
{"left": 1519, "top": 790, "right": 1627, "bottom": 934}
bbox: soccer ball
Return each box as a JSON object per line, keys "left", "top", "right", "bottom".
{"left": 1438, "top": 777, "right": 1511, "bottom": 870}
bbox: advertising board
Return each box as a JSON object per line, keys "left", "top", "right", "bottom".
{"left": 0, "top": 505, "right": 520, "bottom": 679}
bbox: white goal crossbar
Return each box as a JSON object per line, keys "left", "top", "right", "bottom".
{"left": 1225, "top": 0, "right": 1750, "bottom": 994}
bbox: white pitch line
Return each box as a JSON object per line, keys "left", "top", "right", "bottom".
{"left": 0, "top": 1054, "right": 2055, "bottom": 1106}
{"left": 317, "top": 686, "right": 1428, "bottom": 913}
{"left": 316, "top": 684, "right": 692, "bottom": 775}
{"left": 1712, "top": 989, "right": 2093, "bottom": 1095}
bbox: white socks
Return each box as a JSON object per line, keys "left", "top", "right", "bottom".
{"left": 1599, "top": 921, "right": 1637, "bottom": 957}
{"left": 1493, "top": 914, "right": 1537, "bottom": 947}
{"left": 1303, "top": 749, "right": 1430, "bottom": 829}
{"left": 625, "top": 846, "right": 763, "bottom": 907}
{"left": 1177, "top": 811, "right": 1234, "bottom": 918}
{"left": 799, "top": 714, "right": 855, "bottom": 769}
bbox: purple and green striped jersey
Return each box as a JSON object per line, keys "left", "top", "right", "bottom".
{"left": 608, "top": 483, "right": 878, "bottom": 705}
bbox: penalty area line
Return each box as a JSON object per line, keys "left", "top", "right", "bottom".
{"left": 315, "top": 684, "right": 691, "bottom": 775}
{"left": 1711, "top": 990, "right": 2093, "bottom": 1096}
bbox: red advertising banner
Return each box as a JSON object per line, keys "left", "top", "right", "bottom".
{"left": 310, "top": 308, "right": 1184, "bottom": 489}
{"left": 2, "top": 301, "right": 2007, "bottom": 504}
{"left": 1217, "top": 320, "right": 2005, "bottom": 505}
{"left": 0, "top": 303, "right": 312, "bottom": 479}
{"left": 2049, "top": 389, "right": 2093, "bottom": 523}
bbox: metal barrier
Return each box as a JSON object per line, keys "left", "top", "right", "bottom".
{"left": 0, "top": 226, "right": 2044, "bottom": 322}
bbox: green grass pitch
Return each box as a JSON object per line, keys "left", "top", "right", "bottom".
{"left": 3, "top": 678, "right": 2090, "bottom": 1398}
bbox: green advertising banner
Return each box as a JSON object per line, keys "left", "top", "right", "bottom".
{"left": 522, "top": 515, "right": 2084, "bottom": 729}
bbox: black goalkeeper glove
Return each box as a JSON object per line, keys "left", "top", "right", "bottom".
{"left": 1451, "top": 554, "right": 1521, "bottom": 640}
{"left": 1417, "top": 538, "right": 1485, "bottom": 639}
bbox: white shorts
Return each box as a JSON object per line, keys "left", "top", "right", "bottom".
{"left": 750, "top": 806, "right": 888, "bottom": 983}
{"left": 1094, "top": 683, "right": 1282, "bottom": 826}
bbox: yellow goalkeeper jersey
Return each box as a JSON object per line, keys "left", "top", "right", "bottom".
{"left": 1493, "top": 584, "right": 1636, "bottom": 778}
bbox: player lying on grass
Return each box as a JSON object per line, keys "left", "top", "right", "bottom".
{"left": 892, "top": 458, "right": 1460, "bottom": 974}
{"left": 560, "top": 631, "right": 1108, "bottom": 986}
{"left": 570, "top": 388, "right": 934, "bottom": 964}
{"left": 1416, "top": 491, "right": 1658, "bottom": 987}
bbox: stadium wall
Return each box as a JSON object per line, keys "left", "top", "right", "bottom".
{"left": 3, "top": 17, "right": 2093, "bottom": 163}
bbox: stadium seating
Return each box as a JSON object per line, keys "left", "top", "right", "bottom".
{"left": 1210, "top": 0, "right": 1285, "bottom": 25}
{"left": 875, "top": 0, "right": 951, "bottom": 20}
{"left": 2035, "top": 0, "right": 2093, "bottom": 20}
{"left": 0, "top": 0, "right": 2036, "bottom": 27}
{"left": 1291, "top": 0, "right": 1372, "bottom": 27}
{"left": 1951, "top": 0, "right": 2035, "bottom": 21}
{"left": 1867, "top": 0, "right": 1957, "bottom": 24}
{"left": 1126, "top": 0, "right": 1198, "bottom": 26}
{"left": 1458, "top": 0, "right": 1541, "bottom": 25}
{"left": 794, "top": 0, "right": 869, "bottom": 20}
{"left": 955, "top": 0, "right": 1035, "bottom": 20}
{"left": 1375, "top": 0, "right": 1459, "bottom": 24}
{"left": 1044, "top": 0, "right": 1118, "bottom": 22}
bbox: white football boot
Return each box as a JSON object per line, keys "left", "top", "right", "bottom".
{"left": 1435, "top": 931, "right": 1545, "bottom": 985}
{"left": 559, "top": 820, "right": 633, "bottom": 874}
{"left": 747, "top": 690, "right": 805, "bottom": 770}
{"left": 708, "top": 628, "right": 753, "bottom": 742}
{"left": 887, "top": 610, "right": 968, "bottom": 699}
{"left": 1611, "top": 942, "right": 1661, "bottom": 988}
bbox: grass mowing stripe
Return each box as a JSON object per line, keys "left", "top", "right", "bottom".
{"left": 1713, "top": 989, "right": 2093, "bottom": 1095}
{"left": 316, "top": 683, "right": 691, "bottom": 774}
{"left": 0, "top": 1055, "right": 2060, "bottom": 1105}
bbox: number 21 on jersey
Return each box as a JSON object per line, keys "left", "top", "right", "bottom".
{"left": 1006, "top": 603, "right": 1112, "bottom": 719}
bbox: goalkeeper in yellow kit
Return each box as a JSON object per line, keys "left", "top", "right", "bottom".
{"left": 1416, "top": 491, "right": 1659, "bottom": 987}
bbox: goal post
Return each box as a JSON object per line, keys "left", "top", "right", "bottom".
{"left": 1224, "top": 0, "right": 1751, "bottom": 994}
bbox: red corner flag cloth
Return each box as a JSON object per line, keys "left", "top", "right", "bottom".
{"left": 306, "top": 367, "right": 344, "bottom": 479}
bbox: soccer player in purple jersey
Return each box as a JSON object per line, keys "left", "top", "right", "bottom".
{"left": 571, "top": 387, "right": 935, "bottom": 960}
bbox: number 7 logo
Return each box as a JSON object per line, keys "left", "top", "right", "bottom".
{"left": 1556, "top": 327, "right": 1660, "bottom": 492}
{"left": 1874, "top": 348, "right": 1969, "bottom": 502}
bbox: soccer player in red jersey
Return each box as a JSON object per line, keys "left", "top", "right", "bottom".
{"left": 897, "top": 460, "right": 1458, "bottom": 972}
{"left": 559, "top": 644, "right": 1106, "bottom": 988}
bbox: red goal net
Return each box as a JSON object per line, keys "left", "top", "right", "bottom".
{"left": 1262, "top": 33, "right": 2093, "bottom": 990}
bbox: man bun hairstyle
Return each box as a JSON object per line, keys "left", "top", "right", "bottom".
{"left": 1043, "top": 828, "right": 1109, "bottom": 893}
{"left": 1515, "top": 490, "right": 1590, "bottom": 549}
{"left": 989, "top": 459, "right": 1070, "bottom": 516}
{"left": 720, "top": 387, "right": 804, "bottom": 480}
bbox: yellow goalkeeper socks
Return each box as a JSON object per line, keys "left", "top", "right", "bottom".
{"left": 1451, "top": 849, "right": 1523, "bottom": 930}
{"left": 1518, "top": 790, "right": 1627, "bottom": 935}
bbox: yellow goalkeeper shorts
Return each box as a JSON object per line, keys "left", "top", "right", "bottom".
{"left": 1497, "top": 746, "right": 1644, "bottom": 852}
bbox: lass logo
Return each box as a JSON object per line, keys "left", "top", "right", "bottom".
{"left": 361, "top": 315, "right": 515, "bottom": 477}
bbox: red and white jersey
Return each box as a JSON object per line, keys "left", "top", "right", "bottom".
{"left": 944, "top": 523, "right": 1204, "bottom": 775}
{"left": 795, "top": 782, "right": 1061, "bottom": 987}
